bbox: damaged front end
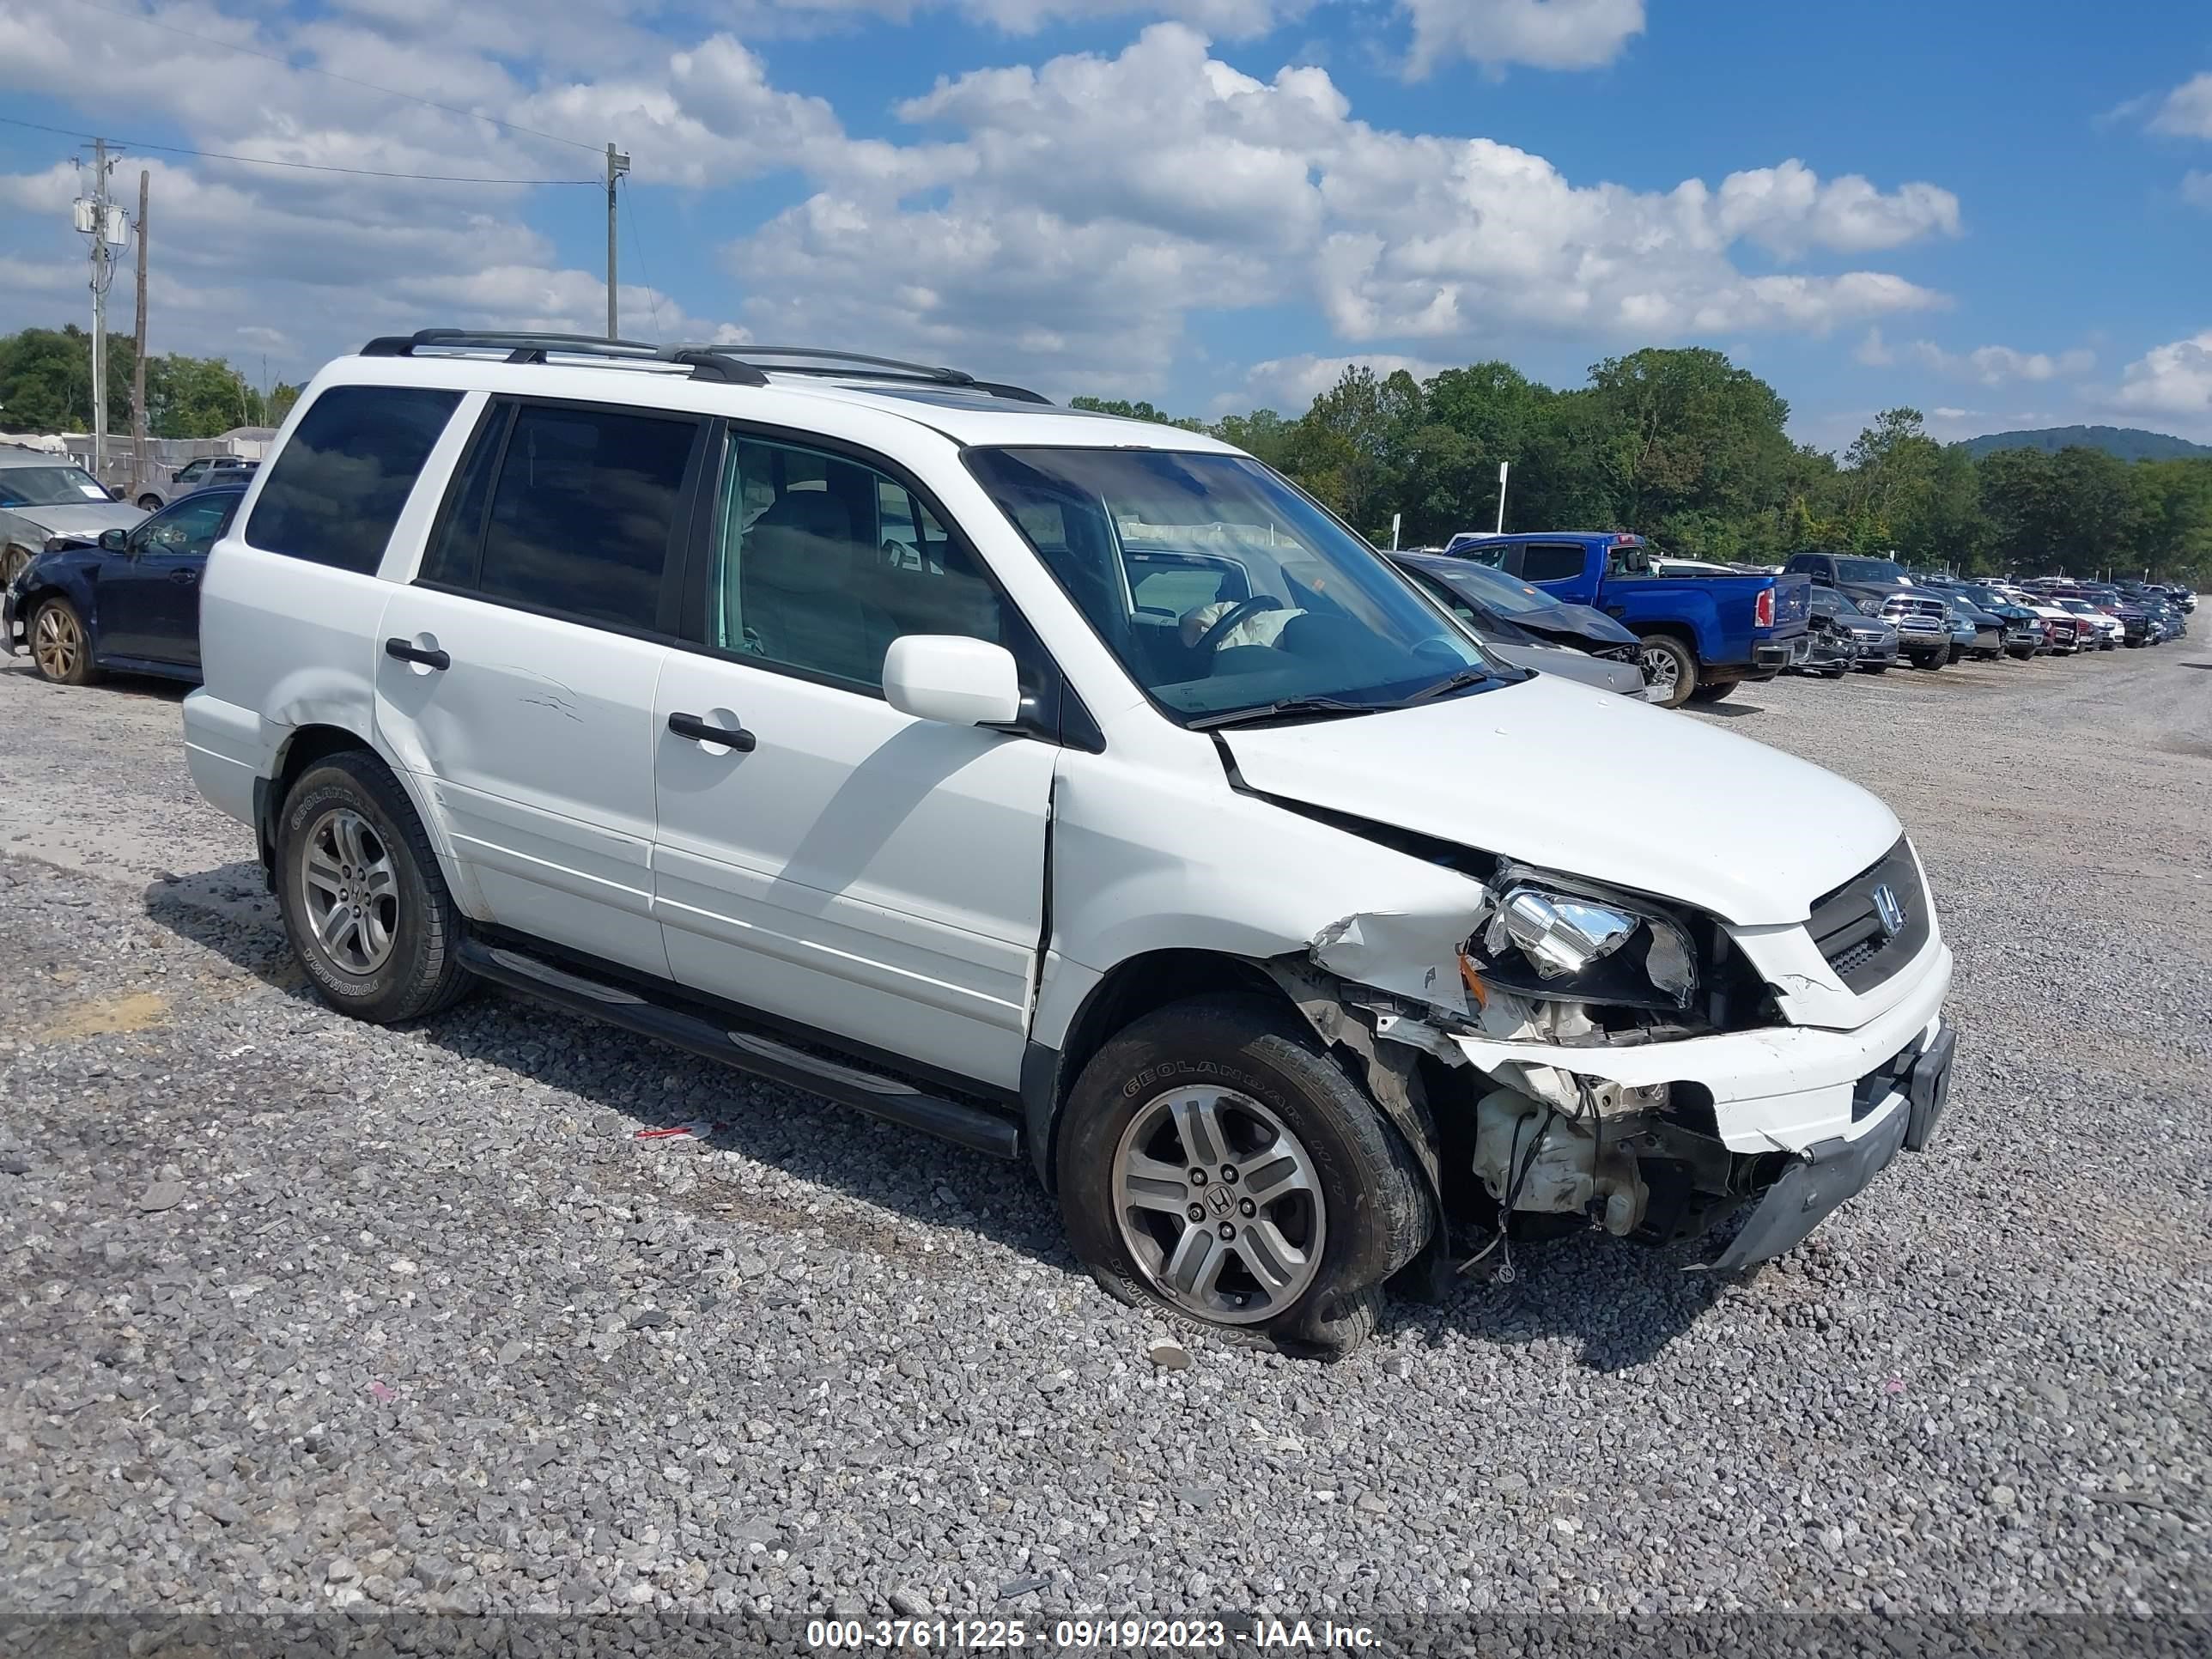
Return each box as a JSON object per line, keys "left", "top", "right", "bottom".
{"left": 1281, "top": 856, "right": 1950, "bottom": 1277}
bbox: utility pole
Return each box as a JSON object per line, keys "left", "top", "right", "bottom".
{"left": 605, "top": 142, "right": 630, "bottom": 341}
{"left": 131, "top": 169, "right": 149, "bottom": 483}
{"left": 73, "top": 137, "right": 125, "bottom": 473}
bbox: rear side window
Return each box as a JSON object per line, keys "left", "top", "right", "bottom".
{"left": 471, "top": 404, "right": 695, "bottom": 630}
{"left": 1517, "top": 543, "right": 1584, "bottom": 583}
{"left": 246, "top": 386, "right": 461, "bottom": 574}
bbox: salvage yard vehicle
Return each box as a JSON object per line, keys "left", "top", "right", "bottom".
{"left": 1443, "top": 532, "right": 1809, "bottom": 709}
{"left": 3, "top": 486, "right": 246, "bottom": 685}
{"left": 180, "top": 331, "right": 1957, "bottom": 1357}
{"left": 1790, "top": 587, "right": 1863, "bottom": 678}
{"left": 1781, "top": 551, "right": 1953, "bottom": 671}
{"left": 1, "top": 443, "right": 148, "bottom": 586}
{"left": 1385, "top": 550, "right": 1648, "bottom": 698}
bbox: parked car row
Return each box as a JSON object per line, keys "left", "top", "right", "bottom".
{"left": 1774, "top": 553, "right": 2189, "bottom": 679}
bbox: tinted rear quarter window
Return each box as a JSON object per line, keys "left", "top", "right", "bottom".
{"left": 1519, "top": 543, "right": 1585, "bottom": 583}
{"left": 473, "top": 404, "right": 695, "bottom": 630}
{"left": 246, "top": 386, "right": 462, "bottom": 574}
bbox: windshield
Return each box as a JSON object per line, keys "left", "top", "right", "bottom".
{"left": 966, "top": 447, "right": 1493, "bottom": 722}
{"left": 1832, "top": 556, "right": 1910, "bottom": 585}
{"left": 0, "top": 465, "right": 112, "bottom": 509}
{"left": 1424, "top": 558, "right": 1568, "bottom": 618}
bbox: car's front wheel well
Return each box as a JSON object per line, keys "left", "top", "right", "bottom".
{"left": 1027, "top": 948, "right": 1300, "bottom": 1190}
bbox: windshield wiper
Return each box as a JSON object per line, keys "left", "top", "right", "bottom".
{"left": 1184, "top": 696, "right": 1380, "bottom": 732}
{"left": 1390, "top": 668, "right": 1493, "bottom": 707}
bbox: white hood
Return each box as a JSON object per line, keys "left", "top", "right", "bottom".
{"left": 1221, "top": 674, "right": 1900, "bottom": 926}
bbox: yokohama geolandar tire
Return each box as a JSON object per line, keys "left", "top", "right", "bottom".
{"left": 1057, "top": 995, "right": 1431, "bottom": 1358}
{"left": 276, "top": 750, "right": 474, "bottom": 1024}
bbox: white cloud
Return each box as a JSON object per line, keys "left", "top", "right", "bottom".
{"left": 1715, "top": 159, "right": 1960, "bottom": 256}
{"left": 1401, "top": 0, "right": 1644, "bottom": 76}
{"left": 2149, "top": 71, "right": 2212, "bottom": 139}
{"left": 0, "top": 5, "right": 1957, "bottom": 402}
{"left": 1229, "top": 351, "right": 1450, "bottom": 410}
{"left": 1905, "top": 340, "right": 2095, "bottom": 385}
{"left": 730, "top": 25, "right": 1951, "bottom": 386}
{"left": 2184, "top": 170, "right": 2212, "bottom": 210}
{"left": 1854, "top": 327, "right": 1896, "bottom": 367}
{"left": 2112, "top": 331, "right": 2212, "bottom": 419}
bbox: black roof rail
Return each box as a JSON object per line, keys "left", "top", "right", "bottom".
{"left": 659, "top": 343, "right": 1050, "bottom": 401}
{"left": 356, "top": 330, "right": 1044, "bottom": 400}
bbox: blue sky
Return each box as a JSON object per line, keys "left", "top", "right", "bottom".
{"left": 3, "top": 1, "right": 2209, "bottom": 447}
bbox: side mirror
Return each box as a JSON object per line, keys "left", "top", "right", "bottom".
{"left": 98, "top": 527, "right": 130, "bottom": 553}
{"left": 883, "top": 635, "right": 1021, "bottom": 727}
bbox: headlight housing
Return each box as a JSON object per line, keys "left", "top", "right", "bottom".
{"left": 1468, "top": 875, "right": 1700, "bottom": 1011}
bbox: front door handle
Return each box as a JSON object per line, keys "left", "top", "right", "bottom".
{"left": 668, "top": 711, "right": 756, "bottom": 752}
{"left": 170, "top": 567, "right": 199, "bottom": 585}
{"left": 385, "top": 637, "right": 451, "bottom": 671}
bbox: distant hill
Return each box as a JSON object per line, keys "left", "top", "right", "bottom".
{"left": 1960, "top": 425, "right": 2212, "bottom": 462}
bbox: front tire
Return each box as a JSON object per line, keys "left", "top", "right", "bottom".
{"left": 1911, "top": 651, "right": 1945, "bottom": 671}
{"left": 1057, "top": 995, "right": 1431, "bottom": 1358}
{"left": 276, "top": 751, "right": 473, "bottom": 1024}
{"left": 2, "top": 544, "right": 33, "bottom": 586}
{"left": 1686, "top": 679, "right": 1736, "bottom": 703}
{"left": 29, "top": 597, "right": 96, "bottom": 685}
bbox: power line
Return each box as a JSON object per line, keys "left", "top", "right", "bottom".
{"left": 59, "top": 0, "right": 605, "bottom": 155}
{"left": 620, "top": 174, "right": 665, "bottom": 340}
{"left": 0, "top": 116, "right": 596, "bottom": 185}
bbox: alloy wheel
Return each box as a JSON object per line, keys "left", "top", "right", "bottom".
{"left": 300, "top": 806, "right": 399, "bottom": 975}
{"left": 1112, "top": 1085, "right": 1326, "bottom": 1325}
{"left": 32, "top": 605, "right": 82, "bottom": 681}
{"left": 1638, "top": 644, "right": 1680, "bottom": 697}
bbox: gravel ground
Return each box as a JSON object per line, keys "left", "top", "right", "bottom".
{"left": 1, "top": 643, "right": 2208, "bottom": 1628}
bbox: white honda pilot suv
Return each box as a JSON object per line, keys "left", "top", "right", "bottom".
{"left": 184, "top": 331, "right": 1955, "bottom": 1355}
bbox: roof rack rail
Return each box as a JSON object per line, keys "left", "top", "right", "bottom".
{"left": 356, "top": 330, "right": 1047, "bottom": 401}
{"left": 360, "top": 330, "right": 770, "bottom": 386}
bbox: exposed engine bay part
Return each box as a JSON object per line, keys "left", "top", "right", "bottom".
{"left": 1470, "top": 1087, "right": 1651, "bottom": 1237}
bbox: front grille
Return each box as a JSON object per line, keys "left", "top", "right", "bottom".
{"left": 1807, "top": 837, "right": 1930, "bottom": 994}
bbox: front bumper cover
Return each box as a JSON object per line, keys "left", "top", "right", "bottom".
{"left": 1705, "top": 1022, "right": 1954, "bottom": 1271}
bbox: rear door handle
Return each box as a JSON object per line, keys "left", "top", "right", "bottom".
{"left": 384, "top": 637, "right": 451, "bottom": 671}
{"left": 668, "top": 711, "right": 756, "bottom": 752}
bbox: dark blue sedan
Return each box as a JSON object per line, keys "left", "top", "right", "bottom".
{"left": 2, "top": 485, "right": 245, "bottom": 685}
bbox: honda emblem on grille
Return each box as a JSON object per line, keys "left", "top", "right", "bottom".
{"left": 1872, "top": 884, "right": 1906, "bottom": 938}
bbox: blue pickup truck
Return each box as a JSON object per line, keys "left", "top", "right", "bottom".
{"left": 1442, "top": 532, "right": 1811, "bottom": 707}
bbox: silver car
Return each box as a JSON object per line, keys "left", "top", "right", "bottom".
{"left": 1, "top": 446, "right": 148, "bottom": 584}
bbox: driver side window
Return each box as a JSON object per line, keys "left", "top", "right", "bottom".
{"left": 137, "top": 495, "right": 231, "bottom": 556}
{"left": 703, "top": 434, "right": 1007, "bottom": 691}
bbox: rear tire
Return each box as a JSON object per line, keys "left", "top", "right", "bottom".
{"left": 1637, "top": 633, "right": 1698, "bottom": 708}
{"left": 1057, "top": 995, "right": 1431, "bottom": 1358}
{"left": 276, "top": 750, "right": 474, "bottom": 1024}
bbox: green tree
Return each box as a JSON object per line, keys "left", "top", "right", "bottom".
{"left": 1070, "top": 395, "right": 1205, "bottom": 431}
{"left": 1210, "top": 407, "right": 1294, "bottom": 471}
{"left": 1583, "top": 348, "right": 1796, "bottom": 557}
{"left": 0, "top": 325, "right": 138, "bottom": 433}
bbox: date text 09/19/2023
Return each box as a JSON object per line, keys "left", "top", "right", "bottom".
{"left": 804, "top": 1617, "right": 1380, "bottom": 1650}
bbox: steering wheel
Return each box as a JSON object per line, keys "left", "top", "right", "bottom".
{"left": 1191, "top": 595, "right": 1285, "bottom": 655}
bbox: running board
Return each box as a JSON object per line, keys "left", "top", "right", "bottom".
{"left": 457, "top": 937, "right": 1022, "bottom": 1159}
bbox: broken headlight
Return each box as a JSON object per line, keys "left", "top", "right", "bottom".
{"left": 1472, "top": 878, "right": 1698, "bottom": 1011}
